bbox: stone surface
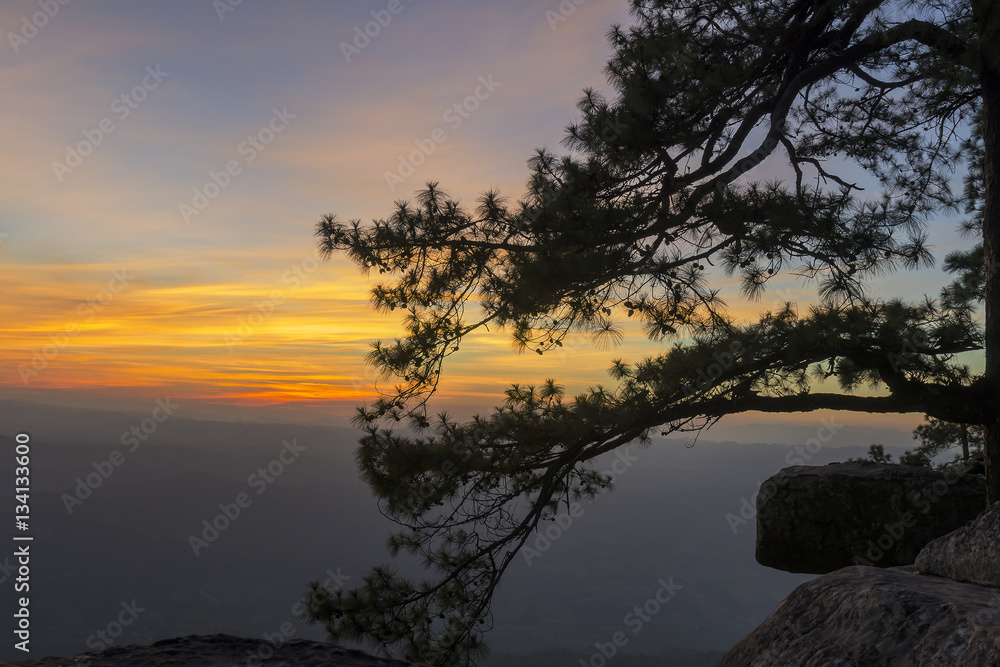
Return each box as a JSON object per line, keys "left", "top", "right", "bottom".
{"left": 718, "top": 566, "right": 1000, "bottom": 667}
{"left": 916, "top": 501, "right": 1000, "bottom": 588}
{"left": 14, "top": 634, "right": 422, "bottom": 666}
{"left": 755, "top": 462, "right": 987, "bottom": 573}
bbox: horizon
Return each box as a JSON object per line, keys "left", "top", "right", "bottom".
{"left": 0, "top": 394, "right": 928, "bottom": 448}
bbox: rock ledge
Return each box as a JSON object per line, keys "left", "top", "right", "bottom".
{"left": 755, "top": 462, "right": 986, "bottom": 573}
{"left": 916, "top": 501, "right": 1000, "bottom": 588}
{"left": 719, "top": 566, "right": 1000, "bottom": 666}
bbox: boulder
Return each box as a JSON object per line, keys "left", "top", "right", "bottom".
{"left": 718, "top": 566, "right": 1000, "bottom": 667}
{"left": 14, "top": 634, "right": 423, "bottom": 666}
{"left": 755, "top": 462, "right": 986, "bottom": 573}
{"left": 916, "top": 501, "right": 1000, "bottom": 588}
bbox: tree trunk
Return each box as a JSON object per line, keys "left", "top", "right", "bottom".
{"left": 961, "top": 424, "right": 970, "bottom": 461}
{"left": 978, "top": 0, "right": 1000, "bottom": 505}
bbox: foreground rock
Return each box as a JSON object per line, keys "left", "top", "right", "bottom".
{"left": 916, "top": 501, "right": 1000, "bottom": 588}
{"left": 755, "top": 462, "right": 986, "bottom": 573}
{"left": 718, "top": 566, "right": 1000, "bottom": 666}
{"left": 15, "top": 634, "right": 422, "bottom": 666}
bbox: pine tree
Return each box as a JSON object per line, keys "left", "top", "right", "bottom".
{"left": 307, "top": 2, "right": 996, "bottom": 664}
{"left": 911, "top": 416, "right": 985, "bottom": 463}
{"left": 854, "top": 417, "right": 985, "bottom": 467}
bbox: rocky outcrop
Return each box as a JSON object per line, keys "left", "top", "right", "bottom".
{"left": 916, "top": 501, "right": 1000, "bottom": 588}
{"left": 755, "top": 462, "right": 986, "bottom": 573}
{"left": 15, "top": 634, "right": 422, "bottom": 666}
{"left": 718, "top": 565, "right": 1000, "bottom": 667}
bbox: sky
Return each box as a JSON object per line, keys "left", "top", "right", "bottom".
{"left": 0, "top": 0, "right": 975, "bottom": 435}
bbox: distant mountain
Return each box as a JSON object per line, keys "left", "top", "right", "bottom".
{"left": 682, "top": 419, "right": 917, "bottom": 448}
{"left": 0, "top": 400, "right": 915, "bottom": 663}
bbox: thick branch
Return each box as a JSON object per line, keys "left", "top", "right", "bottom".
{"left": 672, "top": 387, "right": 990, "bottom": 424}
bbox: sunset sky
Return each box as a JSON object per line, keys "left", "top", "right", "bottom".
{"left": 0, "top": 0, "right": 975, "bottom": 434}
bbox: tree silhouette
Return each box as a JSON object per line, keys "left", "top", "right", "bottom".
{"left": 854, "top": 417, "right": 985, "bottom": 467}
{"left": 305, "top": 1, "right": 996, "bottom": 664}
{"left": 911, "top": 416, "right": 985, "bottom": 463}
